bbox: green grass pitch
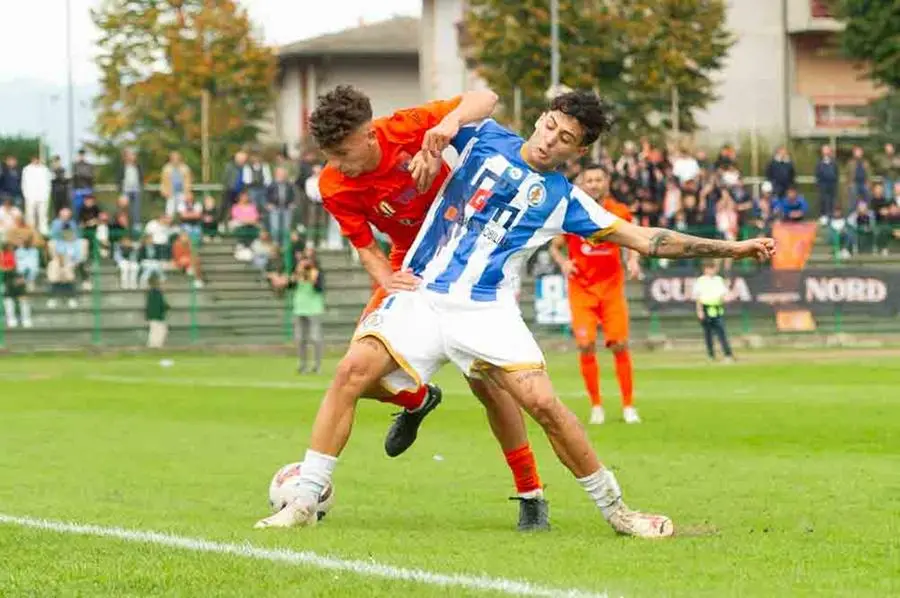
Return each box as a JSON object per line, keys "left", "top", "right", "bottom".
{"left": 0, "top": 349, "right": 898, "bottom": 597}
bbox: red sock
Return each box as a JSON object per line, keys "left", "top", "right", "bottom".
{"left": 383, "top": 386, "right": 427, "bottom": 411}
{"left": 504, "top": 444, "right": 542, "bottom": 495}
{"left": 579, "top": 352, "right": 602, "bottom": 406}
{"left": 613, "top": 349, "right": 634, "bottom": 408}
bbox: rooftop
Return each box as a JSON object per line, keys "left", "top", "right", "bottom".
{"left": 279, "top": 16, "right": 420, "bottom": 59}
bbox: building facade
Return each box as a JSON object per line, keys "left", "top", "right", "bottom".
{"left": 421, "top": 0, "right": 881, "bottom": 143}
{"left": 273, "top": 17, "right": 421, "bottom": 155}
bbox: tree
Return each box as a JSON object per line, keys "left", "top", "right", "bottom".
{"left": 832, "top": 0, "right": 900, "bottom": 91}
{"left": 92, "top": 0, "right": 276, "bottom": 183}
{"left": 464, "top": 0, "right": 732, "bottom": 142}
{"left": 0, "top": 135, "right": 44, "bottom": 166}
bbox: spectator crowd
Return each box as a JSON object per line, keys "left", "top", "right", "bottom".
{"left": 558, "top": 138, "right": 900, "bottom": 267}
{"left": 0, "top": 146, "right": 334, "bottom": 333}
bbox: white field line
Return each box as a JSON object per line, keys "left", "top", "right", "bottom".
{"left": 0, "top": 514, "right": 612, "bottom": 598}
{"left": 86, "top": 374, "right": 329, "bottom": 390}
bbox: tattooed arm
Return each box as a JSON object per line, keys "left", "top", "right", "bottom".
{"left": 604, "top": 220, "right": 776, "bottom": 261}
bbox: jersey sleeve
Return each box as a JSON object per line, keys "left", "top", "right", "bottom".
{"left": 562, "top": 185, "right": 622, "bottom": 242}
{"left": 387, "top": 96, "right": 463, "bottom": 147}
{"left": 450, "top": 119, "right": 491, "bottom": 153}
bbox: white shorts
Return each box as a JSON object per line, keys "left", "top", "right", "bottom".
{"left": 353, "top": 290, "right": 545, "bottom": 391}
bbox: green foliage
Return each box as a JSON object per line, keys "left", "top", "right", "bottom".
{"left": 832, "top": 0, "right": 900, "bottom": 90}
{"left": 92, "top": 0, "right": 276, "bottom": 183}
{"left": 0, "top": 135, "right": 44, "bottom": 165}
{"left": 465, "top": 0, "right": 733, "bottom": 143}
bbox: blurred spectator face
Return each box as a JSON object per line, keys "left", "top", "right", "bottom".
{"left": 76, "top": 150, "right": 86, "bottom": 162}
{"left": 304, "top": 246, "right": 317, "bottom": 261}
{"left": 115, "top": 212, "right": 128, "bottom": 227}
{"left": 856, "top": 201, "right": 867, "bottom": 214}
{"left": 274, "top": 167, "right": 287, "bottom": 182}
{"left": 30, "top": 156, "right": 40, "bottom": 165}
{"left": 170, "top": 151, "right": 181, "bottom": 164}
{"left": 84, "top": 195, "right": 96, "bottom": 207}
{"left": 1, "top": 197, "right": 11, "bottom": 210}
{"left": 775, "top": 146, "right": 788, "bottom": 159}
{"left": 683, "top": 194, "right": 697, "bottom": 210}
{"left": 579, "top": 168, "right": 609, "bottom": 200}
{"left": 832, "top": 207, "right": 843, "bottom": 220}
{"left": 695, "top": 150, "right": 707, "bottom": 162}
{"left": 894, "top": 182, "right": 900, "bottom": 199}
{"left": 235, "top": 150, "right": 248, "bottom": 165}
{"left": 6, "top": 156, "right": 17, "bottom": 168}
{"left": 787, "top": 188, "right": 797, "bottom": 200}
{"left": 886, "top": 143, "right": 895, "bottom": 156}
{"left": 822, "top": 145, "right": 833, "bottom": 158}
{"left": 117, "top": 195, "right": 129, "bottom": 209}
{"left": 260, "top": 230, "right": 271, "bottom": 242}
{"left": 238, "top": 192, "right": 250, "bottom": 205}
{"left": 623, "top": 141, "right": 636, "bottom": 155}
{"left": 99, "top": 212, "right": 109, "bottom": 224}
{"left": 59, "top": 208, "right": 72, "bottom": 221}
{"left": 142, "top": 235, "right": 152, "bottom": 246}
{"left": 853, "top": 146, "right": 864, "bottom": 159}
{"left": 203, "top": 195, "right": 216, "bottom": 209}
{"left": 124, "top": 149, "right": 136, "bottom": 163}
{"left": 703, "top": 261, "right": 719, "bottom": 276}
{"left": 51, "top": 156, "right": 61, "bottom": 169}
{"left": 761, "top": 181, "right": 773, "bottom": 197}
{"left": 873, "top": 184, "right": 885, "bottom": 199}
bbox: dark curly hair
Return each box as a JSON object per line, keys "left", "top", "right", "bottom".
{"left": 309, "top": 85, "right": 373, "bottom": 149}
{"left": 549, "top": 90, "right": 614, "bottom": 146}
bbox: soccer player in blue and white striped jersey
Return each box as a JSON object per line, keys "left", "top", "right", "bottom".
{"left": 258, "top": 90, "right": 775, "bottom": 537}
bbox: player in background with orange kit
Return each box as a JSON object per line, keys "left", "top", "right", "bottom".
{"left": 550, "top": 165, "right": 642, "bottom": 425}
{"left": 314, "top": 86, "right": 548, "bottom": 530}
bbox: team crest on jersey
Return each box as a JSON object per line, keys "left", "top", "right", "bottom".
{"left": 526, "top": 183, "right": 546, "bottom": 207}
{"left": 360, "top": 311, "right": 383, "bottom": 331}
{"left": 509, "top": 167, "right": 524, "bottom": 181}
{"left": 377, "top": 201, "right": 395, "bottom": 217}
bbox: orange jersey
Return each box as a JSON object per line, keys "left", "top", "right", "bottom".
{"left": 320, "top": 97, "right": 462, "bottom": 269}
{"left": 565, "top": 197, "right": 632, "bottom": 290}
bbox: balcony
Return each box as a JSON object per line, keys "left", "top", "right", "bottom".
{"left": 790, "top": 94, "right": 871, "bottom": 137}
{"left": 787, "top": 0, "right": 844, "bottom": 34}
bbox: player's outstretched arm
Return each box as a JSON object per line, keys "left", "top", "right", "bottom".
{"left": 422, "top": 90, "right": 499, "bottom": 154}
{"left": 548, "top": 236, "right": 576, "bottom": 276}
{"left": 605, "top": 221, "right": 776, "bottom": 262}
{"left": 357, "top": 242, "right": 419, "bottom": 293}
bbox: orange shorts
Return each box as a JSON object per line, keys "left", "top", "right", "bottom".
{"left": 568, "top": 283, "right": 629, "bottom": 347}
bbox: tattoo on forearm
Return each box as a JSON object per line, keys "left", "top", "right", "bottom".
{"left": 647, "top": 230, "right": 736, "bottom": 259}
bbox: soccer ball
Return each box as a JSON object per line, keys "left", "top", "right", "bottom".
{"left": 268, "top": 462, "right": 335, "bottom": 520}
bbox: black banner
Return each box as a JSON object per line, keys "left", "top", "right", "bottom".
{"left": 644, "top": 268, "right": 900, "bottom": 315}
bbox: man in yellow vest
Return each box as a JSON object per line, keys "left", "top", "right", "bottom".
{"left": 693, "top": 260, "right": 735, "bottom": 362}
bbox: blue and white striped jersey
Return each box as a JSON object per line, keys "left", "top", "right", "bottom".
{"left": 403, "top": 119, "right": 621, "bottom": 304}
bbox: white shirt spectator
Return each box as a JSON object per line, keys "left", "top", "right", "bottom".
{"left": 672, "top": 155, "right": 701, "bottom": 185}
{"left": 145, "top": 218, "right": 172, "bottom": 245}
{"left": 22, "top": 162, "right": 52, "bottom": 202}
{"left": 306, "top": 170, "right": 322, "bottom": 204}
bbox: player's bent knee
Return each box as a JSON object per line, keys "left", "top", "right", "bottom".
{"left": 521, "top": 392, "right": 564, "bottom": 429}
{"left": 608, "top": 340, "right": 628, "bottom": 353}
{"left": 577, "top": 343, "right": 596, "bottom": 355}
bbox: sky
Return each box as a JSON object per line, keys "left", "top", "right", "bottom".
{"left": 0, "top": 0, "right": 422, "bottom": 86}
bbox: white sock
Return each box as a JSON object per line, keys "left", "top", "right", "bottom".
{"left": 296, "top": 449, "right": 338, "bottom": 502}
{"left": 577, "top": 468, "right": 624, "bottom": 520}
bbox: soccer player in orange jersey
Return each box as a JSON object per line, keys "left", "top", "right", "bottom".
{"left": 550, "top": 165, "right": 642, "bottom": 425}
{"left": 313, "top": 86, "right": 547, "bottom": 530}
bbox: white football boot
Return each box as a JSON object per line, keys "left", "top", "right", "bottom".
{"left": 608, "top": 506, "right": 674, "bottom": 538}
{"left": 589, "top": 406, "right": 606, "bottom": 425}
{"left": 623, "top": 406, "right": 641, "bottom": 424}
{"left": 254, "top": 497, "right": 319, "bottom": 529}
